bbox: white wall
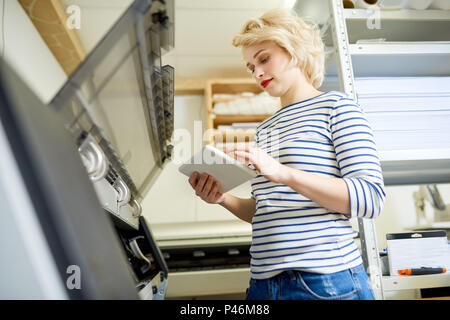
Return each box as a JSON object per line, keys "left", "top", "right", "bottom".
{"left": 60, "top": 0, "right": 134, "bottom": 54}
{"left": 163, "top": 0, "right": 298, "bottom": 78}
{"left": 376, "top": 184, "right": 450, "bottom": 250}
{"left": 1, "top": 0, "right": 67, "bottom": 104}
{"left": 141, "top": 95, "right": 253, "bottom": 224}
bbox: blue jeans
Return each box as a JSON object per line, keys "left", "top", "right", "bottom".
{"left": 246, "top": 264, "right": 375, "bottom": 300}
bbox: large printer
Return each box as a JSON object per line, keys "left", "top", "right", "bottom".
{"left": 0, "top": 0, "right": 174, "bottom": 299}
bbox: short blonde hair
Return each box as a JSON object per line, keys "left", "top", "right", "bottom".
{"left": 232, "top": 8, "right": 325, "bottom": 89}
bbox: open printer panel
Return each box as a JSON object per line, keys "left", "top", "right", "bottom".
{"left": 48, "top": 0, "right": 174, "bottom": 299}
{"left": 116, "top": 216, "right": 169, "bottom": 299}
{"left": 0, "top": 0, "right": 173, "bottom": 299}
{"left": 0, "top": 60, "right": 138, "bottom": 299}
{"left": 50, "top": 0, "right": 175, "bottom": 230}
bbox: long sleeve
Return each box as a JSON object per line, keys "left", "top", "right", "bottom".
{"left": 330, "top": 96, "right": 386, "bottom": 219}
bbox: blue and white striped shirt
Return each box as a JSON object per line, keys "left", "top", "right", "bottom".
{"left": 248, "top": 90, "right": 386, "bottom": 279}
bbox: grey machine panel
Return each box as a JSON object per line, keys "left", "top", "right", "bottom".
{"left": 50, "top": 0, "right": 175, "bottom": 230}
{"left": 0, "top": 0, "right": 173, "bottom": 299}
{"left": 0, "top": 60, "right": 139, "bottom": 299}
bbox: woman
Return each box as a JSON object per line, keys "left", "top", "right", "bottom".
{"left": 187, "top": 8, "right": 385, "bottom": 300}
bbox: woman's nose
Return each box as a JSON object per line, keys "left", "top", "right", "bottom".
{"left": 254, "top": 66, "right": 264, "bottom": 78}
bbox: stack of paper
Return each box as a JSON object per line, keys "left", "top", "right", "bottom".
{"left": 213, "top": 92, "right": 280, "bottom": 115}
{"left": 387, "top": 231, "right": 450, "bottom": 276}
{"left": 354, "top": 77, "right": 450, "bottom": 156}
{"left": 217, "top": 122, "right": 260, "bottom": 131}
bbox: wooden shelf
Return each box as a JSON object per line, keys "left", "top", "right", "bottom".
{"left": 174, "top": 77, "right": 208, "bottom": 95}
{"left": 208, "top": 78, "right": 262, "bottom": 94}
{"left": 212, "top": 96, "right": 251, "bottom": 103}
{"left": 204, "top": 78, "right": 276, "bottom": 146}
{"left": 212, "top": 114, "right": 272, "bottom": 126}
{"left": 174, "top": 77, "right": 262, "bottom": 95}
{"left": 210, "top": 129, "right": 256, "bottom": 144}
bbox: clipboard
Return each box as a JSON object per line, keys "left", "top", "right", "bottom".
{"left": 386, "top": 230, "right": 450, "bottom": 276}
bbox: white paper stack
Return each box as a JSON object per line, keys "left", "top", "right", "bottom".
{"left": 213, "top": 92, "right": 280, "bottom": 115}
{"left": 354, "top": 77, "right": 450, "bottom": 160}
{"left": 387, "top": 231, "right": 450, "bottom": 276}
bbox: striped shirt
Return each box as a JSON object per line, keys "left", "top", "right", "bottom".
{"left": 248, "top": 90, "right": 386, "bottom": 280}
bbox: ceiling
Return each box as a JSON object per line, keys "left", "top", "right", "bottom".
{"left": 59, "top": 0, "right": 306, "bottom": 78}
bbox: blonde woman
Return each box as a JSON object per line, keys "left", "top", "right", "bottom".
{"left": 188, "top": 8, "right": 385, "bottom": 300}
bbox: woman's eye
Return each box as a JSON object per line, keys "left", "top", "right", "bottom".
{"left": 247, "top": 56, "right": 268, "bottom": 73}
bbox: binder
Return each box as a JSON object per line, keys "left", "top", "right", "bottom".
{"left": 386, "top": 230, "right": 450, "bottom": 276}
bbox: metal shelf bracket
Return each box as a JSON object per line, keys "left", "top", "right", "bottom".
{"left": 328, "top": 0, "right": 384, "bottom": 300}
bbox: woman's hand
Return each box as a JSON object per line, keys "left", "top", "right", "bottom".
{"left": 224, "top": 144, "right": 290, "bottom": 184}
{"left": 188, "top": 171, "right": 226, "bottom": 204}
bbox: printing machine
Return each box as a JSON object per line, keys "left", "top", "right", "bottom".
{"left": 0, "top": 0, "right": 174, "bottom": 299}
{"left": 153, "top": 221, "right": 252, "bottom": 299}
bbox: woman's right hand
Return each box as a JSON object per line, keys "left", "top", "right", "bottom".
{"left": 188, "top": 171, "right": 226, "bottom": 204}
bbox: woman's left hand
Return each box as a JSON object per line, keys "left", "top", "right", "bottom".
{"left": 223, "top": 144, "right": 290, "bottom": 184}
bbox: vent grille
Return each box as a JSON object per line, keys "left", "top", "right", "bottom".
{"left": 105, "top": 165, "right": 119, "bottom": 186}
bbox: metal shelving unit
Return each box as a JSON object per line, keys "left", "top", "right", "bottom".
{"left": 342, "top": 8, "right": 450, "bottom": 43}
{"left": 324, "top": 0, "right": 450, "bottom": 299}
{"left": 324, "top": 7, "right": 450, "bottom": 77}
{"left": 326, "top": 41, "right": 450, "bottom": 76}
{"left": 383, "top": 273, "right": 450, "bottom": 292}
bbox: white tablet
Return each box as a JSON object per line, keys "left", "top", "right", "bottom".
{"left": 178, "top": 145, "right": 257, "bottom": 193}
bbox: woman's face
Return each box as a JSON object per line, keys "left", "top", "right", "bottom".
{"left": 242, "top": 41, "right": 300, "bottom": 97}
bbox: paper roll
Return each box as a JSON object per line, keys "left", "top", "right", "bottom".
{"left": 378, "top": 0, "right": 407, "bottom": 10}
{"left": 355, "top": 0, "right": 379, "bottom": 8}
{"left": 404, "top": 0, "right": 433, "bottom": 9}
{"left": 430, "top": 0, "right": 450, "bottom": 10}
{"left": 343, "top": 0, "right": 356, "bottom": 8}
